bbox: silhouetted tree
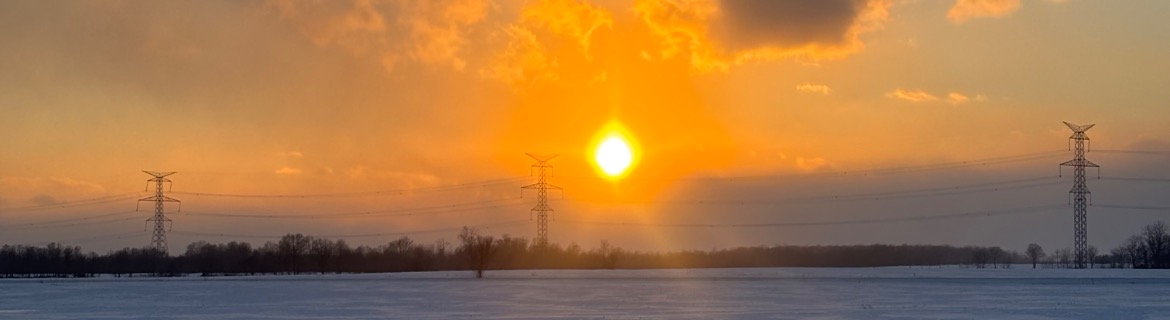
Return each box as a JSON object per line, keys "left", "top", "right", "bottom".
{"left": 597, "top": 240, "right": 621, "bottom": 269}
{"left": 458, "top": 227, "right": 497, "bottom": 278}
{"left": 1123, "top": 235, "right": 1144, "bottom": 268}
{"left": 1143, "top": 222, "right": 1169, "bottom": 268}
{"left": 1025, "top": 243, "right": 1045, "bottom": 269}
{"left": 278, "top": 233, "right": 312, "bottom": 274}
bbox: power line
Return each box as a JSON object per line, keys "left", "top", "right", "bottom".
{"left": 1095, "top": 149, "right": 1170, "bottom": 156}
{"left": 170, "top": 220, "right": 529, "bottom": 240}
{"left": 1100, "top": 177, "right": 1170, "bottom": 183}
{"left": 20, "top": 231, "right": 144, "bottom": 247}
{"left": 570, "top": 176, "right": 1063, "bottom": 206}
{"left": 57, "top": 231, "right": 144, "bottom": 245}
{"left": 608, "top": 150, "right": 1068, "bottom": 182}
{"left": 1, "top": 216, "right": 142, "bottom": 231}
{"left": 560, "top": 204, "right": 1066, "bottom": 228}
{"left": 1096, "top": 204, "right": 1170, "bottom": 211}
{"left": 180, "top": 198, "right": 525, "bottom": 219}
{"left": 0, "top": 192, "right": 145, "bottom": 214}
{"left": 170, "top": 177, "right": 526, "bottom": 199}
{"left": 0, "top": 210, "right": 138, "bottom": 229}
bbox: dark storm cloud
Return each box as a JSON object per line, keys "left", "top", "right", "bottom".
{"left": 714, "top": 0, "right": 873, "bottom": 50}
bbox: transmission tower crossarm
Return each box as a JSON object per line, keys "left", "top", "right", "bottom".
{"left": 521, "top": 182, "right": 563, "bottom": 190}
{"left": 1063, "top": 122, "right": 1095, "bottom": 132}
{"left": 1060, "top": 159, "right": 1099, "bottom": 167}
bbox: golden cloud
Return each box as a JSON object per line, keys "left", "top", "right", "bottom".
{"left": 268, "top": 0, "right": 489, "bottom": 72}
{"left": 520, "top": 0, "right": 613, "bottom": 55}
{"left": 274, "top": 166, "right": 303, "bottom": 175}
{"left": 886, "top": 88, "right": 938, "bottom": 102}
{"left": 947, "top": 0, "right": 1021, "bottom": 24}
{"left": 399, "top": 0, "right": 490, "bottom": 71}
{"left": 947, "top": 92, "right": 970, "bottom": 104}
{"left": 482, "top": 0, "right": 613, "bottom": 87}
{"left": 796, "top": 83, "right": 833, "bottom": 95}
{"left": 796, "top": 157, "right": 830, "bottom": 171}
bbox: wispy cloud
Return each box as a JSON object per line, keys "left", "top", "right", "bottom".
{"left": 275, "top": 166, "right": 303, "bottom": 175}
{"left": 947, "top": 92, "right": 970, "bottom": 104}
{"left": 795, "top": 83, "right": 832, "bottom": 95}
{"left": 947, "top": 0, "right": 1020, "bottom": 24}
{"left": 886, "top": 88, "right": 938, "bottom": 102}
{"left": 796, "top": 157, "right": 829, "bottom": 171}
{"left": 889, "top": 89, "right": 986, "bottom": 105}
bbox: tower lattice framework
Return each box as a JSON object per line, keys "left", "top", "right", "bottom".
{"left": 138, "top": 171, "right": 180, "bottom": 254}
{"left": 1059, "top": 122, "right": 1098, "bottom": 269}
{"left": 521, "top": 154, "right": 562, "bottom": 245}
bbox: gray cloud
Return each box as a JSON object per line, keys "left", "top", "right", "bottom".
{"left": 30, "top": 194, "right": 58, "bottom": 206}
{"left": 714, "top": 0, "right": 871, "bottom": 51}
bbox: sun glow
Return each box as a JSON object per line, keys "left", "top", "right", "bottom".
{"left": 591, "top": 122, "right": 639, "bottom": 180}
{"left": 596, "top": 137, "right": 632, "bottom": 176}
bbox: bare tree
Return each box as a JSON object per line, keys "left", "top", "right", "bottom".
{"left": 459, "top": 227, "right": 498, "bottom": 278}
{"left": 278, "top": 233, "right": 312, "bottom": 274}
{"left": 1025, "top": 243, "right": 1045, "bottom": 269}
{"left": 1123, "top": 235, "right": 1145, "bottom": 269}
{"left": 308, "top": 237, "right": 335, "bottom": 274}
{"left": 1109, "top": 245, "right": 1129, "bottom": 269}
{"left": 1052, "top": 248, "right": 1072, "bottom": 268}
{"left": 988, "top": 247, "right": 1004, "bottom": 269}
{"left": 598, "top": 240, "right": 622, "bottom": 269}
{"left": 1143, "top": 221, "right": 1169, "bottom": 268}
{"left": 971, "top": 248, "right": 989, "bottom": 269}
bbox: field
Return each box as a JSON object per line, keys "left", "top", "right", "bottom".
{"left": 3, "top": 267, "right": 1170, "bottom": 319}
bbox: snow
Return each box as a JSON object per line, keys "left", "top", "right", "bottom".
{"left": 3, "top": 267, "right": 1170, "bottom": 319}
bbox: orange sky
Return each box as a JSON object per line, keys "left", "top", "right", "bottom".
{"left": 1, "top": 0, "right": 1168, "bottom": 252}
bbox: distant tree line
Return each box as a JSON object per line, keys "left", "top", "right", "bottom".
{"left": 1, "top": 227, "right": 1044, "bottom": 278}
{"left": 1017, "top": 221, "right": 1170, "bottom": 269}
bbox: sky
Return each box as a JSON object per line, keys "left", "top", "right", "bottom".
{"left": 1, "top": 0, "right": 1168, "bottom": 254}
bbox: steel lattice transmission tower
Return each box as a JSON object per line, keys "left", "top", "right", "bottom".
{"left": 1059, "top": 122, "right": 1099, "bottom": 269}
{"left": 521, "top": 153, "right": 562, "bottom": 245}
{"left": 137, "top": 171, "right": 181, "bottom": 254}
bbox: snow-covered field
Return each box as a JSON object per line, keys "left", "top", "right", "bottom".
{"left": 3, "top": 267, "right": 1170, "bottom": 319}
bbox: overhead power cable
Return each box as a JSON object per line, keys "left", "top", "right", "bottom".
{"left": 0, "top": 210, "right": 139, "bottom": 229}
{"left": 170, "top": 220, "right": 530, "bottom": 240}
{"left": 180, "top": 198, "right": 524, "bottom": 219}
{"left": 560, "top": 203, "right": 1066, "bottom": 228}
{"left": 0, "top": 192, "right": 145, "bottom": 214}
{"left": 701, "top": 150, "right": 1066, "bottom": 181}
{"left": 1100, "top": 177, "right": 1170, "bottom": 183}
{"left": 571, "top": 176, "right": 1063, "bottom": 206}
{"left": 171, "top": 177, "right": 526, "bottom": 199}
{"left": 1095, "top": 149, "right": 1170, "bottom": 156}
{"left": 56, "top": 231, "right": 144, "bottom": 245}
{"left": 0, "top": 215, "right": 143, "bottom": 231}
{"left": 1095, "top": 204, "right": 1170, "bottom": 211}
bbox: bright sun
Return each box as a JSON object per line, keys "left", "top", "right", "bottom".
{"left": 590, "top": 121, "right": 639, "bottom": 180}
{"left": 596, "top": 136, "right": 633, "bottom": 177}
